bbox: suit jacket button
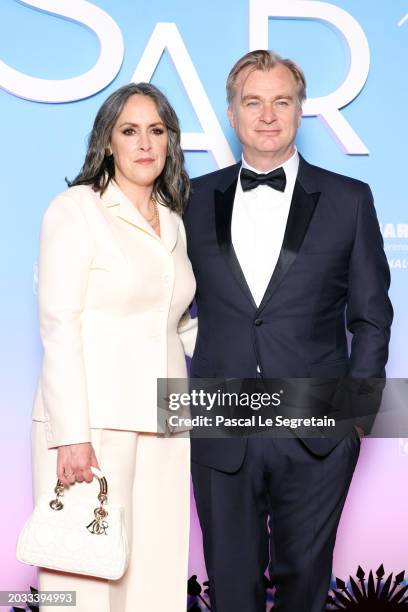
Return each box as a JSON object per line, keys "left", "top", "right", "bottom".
{"left": 254, "top": 318, "right": 263, "bottom": 326}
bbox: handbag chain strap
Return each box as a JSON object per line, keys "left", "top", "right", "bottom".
{"left": 48, "top": 474, "right": 109, "bottom": 535}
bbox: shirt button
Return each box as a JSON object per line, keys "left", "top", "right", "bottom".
{"left": 254, "top": 318, "right": 263, "bottom": 326}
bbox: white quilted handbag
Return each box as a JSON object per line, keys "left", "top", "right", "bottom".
{"left": 16, "top": 467, "right": 129, "bottom": 580}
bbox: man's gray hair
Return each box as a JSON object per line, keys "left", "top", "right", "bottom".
{"left": 226, "top": 49, "right": 307, "bottom": 107}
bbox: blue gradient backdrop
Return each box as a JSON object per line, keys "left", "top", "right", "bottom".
{"left": 1, "top": 0, "right": 407, "bottom": 604}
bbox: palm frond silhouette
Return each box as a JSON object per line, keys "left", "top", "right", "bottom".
{"left": 188, "top": 574, "right": 211, "bottom": 610}
{"left": 14, "top": 568, "right": 407, "bottom": 611}
{"left": 327, "top": 565, "right": 408, "bottom": 610}
{"left": 11, "top": 586, "right": 39, "bottom": 612}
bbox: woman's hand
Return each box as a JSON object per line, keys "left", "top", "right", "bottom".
{"left": 57, "top": 442, "right": 99, "bottom": 486}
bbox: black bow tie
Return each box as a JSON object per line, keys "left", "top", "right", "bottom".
{"left": 240, "top": 166, "right": 286, "bottom": 193}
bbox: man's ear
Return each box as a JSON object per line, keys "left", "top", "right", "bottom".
{"left": 227, "top": 105, "right": 235, "bottom": 129}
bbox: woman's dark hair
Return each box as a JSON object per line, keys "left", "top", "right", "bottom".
{"left": 67, "top": 83, "right": 189, "bottom": 213}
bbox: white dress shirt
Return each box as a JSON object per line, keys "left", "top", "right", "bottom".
{"left": 231, "top": 148, "right": 299, "bottom": 307}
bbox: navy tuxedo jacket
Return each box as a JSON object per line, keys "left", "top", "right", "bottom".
{"left": 183, "top": 156, "right": 393, "bottom": 471}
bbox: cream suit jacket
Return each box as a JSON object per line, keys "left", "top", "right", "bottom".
{"left": 32, "top": 182, "right": 197, "bottom": 448}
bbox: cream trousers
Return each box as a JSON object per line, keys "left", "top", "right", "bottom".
{"left": 31, "top": 421, "right": 190, "bottom": 611}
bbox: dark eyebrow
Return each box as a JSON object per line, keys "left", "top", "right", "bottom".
{"left": 118, "top": 121, "right": 166, "bottom": 128}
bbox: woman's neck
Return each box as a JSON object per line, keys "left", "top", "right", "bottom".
{"left": 114, "top": 175, "right": 153, "bottom": 215}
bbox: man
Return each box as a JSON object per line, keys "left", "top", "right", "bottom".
{"left": 184, "top": 50, "right": 392, "bottom": 611}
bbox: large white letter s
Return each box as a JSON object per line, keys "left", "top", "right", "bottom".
{"left": 0, "top": 0, "right": 124, "bottom": 103}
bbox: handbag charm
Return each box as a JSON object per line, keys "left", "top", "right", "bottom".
{"left": 49, "top": 471, "right": 109, "bottom": 535}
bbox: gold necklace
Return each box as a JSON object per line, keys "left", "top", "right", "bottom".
{"left": 146, "top": 197, "right": 160, "bottom": 229}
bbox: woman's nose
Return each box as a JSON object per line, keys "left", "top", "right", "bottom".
{"left": 138, "top": 131, "right": 151, "bottom": 150}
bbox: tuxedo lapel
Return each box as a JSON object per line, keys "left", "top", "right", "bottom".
{"left": 214, "top": 164, "right": 257, "bottom": 310}
{"left": 258, "top": 164, "right": 321, "bottom": 313}
{"left": 213, "top": 158, "right": 321, "bottom": 313}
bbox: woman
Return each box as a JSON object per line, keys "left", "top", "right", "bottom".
{"left": 30, "top": 83, "right": 197, "bottom": 611}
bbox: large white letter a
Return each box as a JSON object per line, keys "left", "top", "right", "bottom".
{"left": 131, "top": 23, "right": 235, "bottom": 168}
